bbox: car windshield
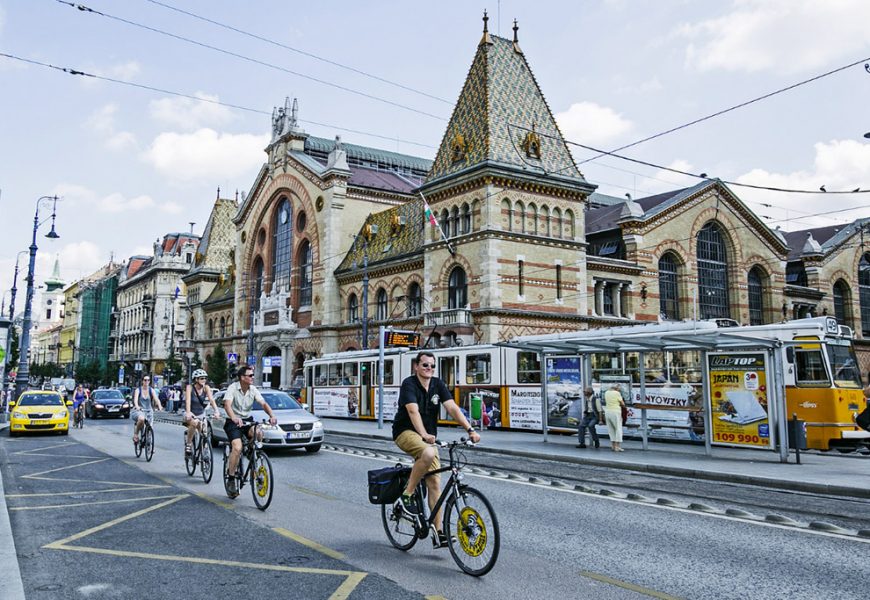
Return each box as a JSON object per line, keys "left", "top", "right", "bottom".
{"left": 19, "top": 394, "right": 63, "bottom": 406}
{"left": 94, "top": 390, "right": 124, "bottom": 400}
{"left": 260, "top": 392, "right": 302, "bottom": 411}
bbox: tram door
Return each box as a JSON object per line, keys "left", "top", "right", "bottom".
{"left": 439, "top": 355, "right": 458, "bottom": 420}
{"left": 360, "top": 361, "right": 374, "bottom": 417}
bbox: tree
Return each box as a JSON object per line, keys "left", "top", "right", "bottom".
{"left": 164, "top": 353, "right": 183, "bottom": 385}
{"left": 206, "top": 344, "right": 229, "bottom": 387}
{"left": 76, "top": 359, "right": 103, "bottom": 387}
{"left": 191, "top": 350, "right": 203, "bottom": 372}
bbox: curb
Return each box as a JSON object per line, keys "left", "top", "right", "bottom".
{"left": 0, "top": 423, "right": 27, "bottom": 600}
{"left": 324, "top": 428, "right": 870, "bottom": 500}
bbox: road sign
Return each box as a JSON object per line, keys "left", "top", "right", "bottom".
{"left": 247, "top": 355, "right": 256, "bottom": 366}
{"left": 118, "top": 366, "right": 125, "bottom": 381}
{"left": 262, "top": 357, "right": 272, "bottom": 368}
{"left": 227, "top": 352, "right": 239, "bottom": 363}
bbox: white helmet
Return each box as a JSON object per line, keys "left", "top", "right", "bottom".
{"left": 192, "top": 369, "right": 208, "bottom": 380}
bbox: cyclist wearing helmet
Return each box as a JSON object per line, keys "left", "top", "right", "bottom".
{"left": 184, "top": 369, "right": 221, "bottom": 455}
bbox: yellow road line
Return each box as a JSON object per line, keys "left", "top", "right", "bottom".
{"left": 288, "top": 484, "right": 338, "bottom": 500}
{"left": 329, "top": 571, "right": 367, "bottom": 600}
{"left": 273, "top": 527, "right": 346, "bottom": 560}
{"left": 10, "top": 494, "right": 181, "bottom": 511}
{"left": 23, "top": 458, "right": 110, "bottom": 478}
{"left": 425, "top": 596, "right": 450, "bottom": 600}
{"left": 191, "top": 490, "right": 234, "bottom": 510}
{"left": 580, "top": 571, "right": 685, "bottom": 600}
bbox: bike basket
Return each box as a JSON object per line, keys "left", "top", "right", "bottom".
{"left": 367, "top": 464, "right": 411, "bottom": 504}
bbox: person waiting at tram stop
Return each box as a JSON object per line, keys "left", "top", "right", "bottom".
{"left": 603, "top": 383, "right": 626, "bottom": 452}
{"left": 575, "top": 386, "right": 602, "bottom": 449}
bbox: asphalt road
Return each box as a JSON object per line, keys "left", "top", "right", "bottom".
{"left": 6, "top": 417, "right": 869, "bottom": 600}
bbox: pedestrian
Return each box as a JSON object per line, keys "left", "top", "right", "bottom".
{"left": 576, "top": 386, "right": 602, "bottom": 448}
{"left": 603, "top": 383, "right": 626, "bottom": 452}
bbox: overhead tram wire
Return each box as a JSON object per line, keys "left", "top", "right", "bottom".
{"left": 577, "top": 54, "right": 870, "bottom": 166}
{"left": 142, "top": 0, "right": 451, "bottom": 106}
{"left": 0, "top": 52, "right": 436, "bottom": 150}
{"left": 54, "top": 0, "right": 448, "bottom": 122}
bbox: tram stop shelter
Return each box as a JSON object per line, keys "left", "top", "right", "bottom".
{"left": 500, "top": 319, "right": 797, "bottom": 463}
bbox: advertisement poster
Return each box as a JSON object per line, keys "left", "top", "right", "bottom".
{"left": 458, "top": 386, "right": 502, "bottom": 429}
{"left": 313, "top": 388, "right": 356, "bottom": 418}
{"left": 507, "top": 387, "right": 542, "bottom": 430}
{"left": 546, "top": 356, "right": 582, "bottom": 430}
{"left": 375, "top": 387, "right": 400, "bottom": 421}
{"left": 706, "top": 352, "right": 772, "bottom": 448}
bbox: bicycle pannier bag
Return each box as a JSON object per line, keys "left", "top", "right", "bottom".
{"left": 367, "top": 464, "right": 411, "bottom": 504}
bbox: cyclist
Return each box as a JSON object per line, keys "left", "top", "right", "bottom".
{"left": 222, "top": 365, "right": 277, "bottom": 498}
{"left": 132, "top": 375, "right": 162, "bottom": 446}
{"left": 184, "top": 369, "right": 221, "bottom": 455}
{"left": 72, "top": 384, "right": 86, "bottom": 424}
{"left": 393, "top": 351, "right": 480, "bottom": 548}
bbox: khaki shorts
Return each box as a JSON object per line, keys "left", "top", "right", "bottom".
{"left": 395, "top": 430, "right": 440, "bottom": 473}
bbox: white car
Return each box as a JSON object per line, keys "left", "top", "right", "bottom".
{"left": 211, "top": 389, "right": 324, "bottom": 452}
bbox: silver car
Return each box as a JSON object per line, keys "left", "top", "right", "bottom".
{"left": 211, "top": 389, "right": 324, "bottom": 452}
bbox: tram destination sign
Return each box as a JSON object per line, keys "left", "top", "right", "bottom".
{"left": 383, "top": 329, "right": 421, "bottom": 348}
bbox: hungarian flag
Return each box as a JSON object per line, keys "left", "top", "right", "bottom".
{"left": 423, "top": 201, "right": 439, "bottom": 228}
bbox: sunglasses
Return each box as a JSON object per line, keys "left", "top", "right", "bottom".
{"left": 419, "top": 363, "right": 435, "bottom": 369}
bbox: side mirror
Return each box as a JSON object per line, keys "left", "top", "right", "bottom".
{"left": 8, "top": 401, "right": 15, "bottom": 408}
{"left": 66, "top": 400, "right": 73, "bottom": 406}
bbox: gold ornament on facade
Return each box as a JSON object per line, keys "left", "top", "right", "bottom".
{"left": 450, "top": 133, "right": 468, "bottom": 164}
{"left": 521, "top": 126, "right": 542, "bottom": 159}
{"left": 316, "top": 196, "right": 325, "bottom": 212}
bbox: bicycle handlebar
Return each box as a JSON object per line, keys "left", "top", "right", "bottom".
{"left": 434, "top": 438, "right": 477, "bottom": 448}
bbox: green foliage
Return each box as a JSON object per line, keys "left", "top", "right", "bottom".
{"left": 206, "top": 343, "right": 229, "bottom": 386}
{"left": 75, "top": 359, "right": 103, "bottom": 386}
{"left": 164, "top": 353, "right": 183, "bottom": 385}
{"left": 191, "top": 350, "right": 203, "bottom": 371}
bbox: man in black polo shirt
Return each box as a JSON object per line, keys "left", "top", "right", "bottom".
{"left": 393, "top": 351, "right": 480, "bottom": 548}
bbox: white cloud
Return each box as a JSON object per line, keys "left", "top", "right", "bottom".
{"left": 615, "top": 77, "right": 663, "bottom": 95}
{"left": 149, "top": 93, "right": 235, "bottom": 131}
{"left": 735, "top": 139, "right": 870, "bottom": 229}
{"left": 676, "top": 0, "right": 870, "bottom": 73}
{"left": 93, "top": 61, "right": 141, "bottom": 81}
{"left": 555, "top": 101, "right": 633, "bottom": 147}
{"left": 142, "top": 128, "right": 268, "bottom": 183}
{"left": 100, "top": 192, "right": 156, "bottom": 213}
{"left": 85, "top": 104, "right": 137, "bottom": 150}
{"left": 159, "top": 201, "right": 183, "bottom": 214}
{"left": 106, "top": 131, "right": 137, "bottom": 151}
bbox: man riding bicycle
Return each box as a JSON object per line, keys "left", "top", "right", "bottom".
{"left": 222, "top": 365, "right": 277, "bottom": 498}
{"left": 393, "top": 351, "right": 481, "bottom": 548}
{"left": 184, "top": 369, "right": 221, "bottom": 455}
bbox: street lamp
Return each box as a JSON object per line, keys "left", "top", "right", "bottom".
{"left": 67, "top": 339, "right": 76, "bottom": 377}
{"left": 7, "top": 250, "right": 28, "bottom": 320}
{"left": 14, "top": 196, "right": 60, "bottom": 402}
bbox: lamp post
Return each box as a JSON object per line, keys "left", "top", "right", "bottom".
{"left": 14, "top": 196, "right": 59, "bottom": 401}
{"left": 119, "top": 333, "right": 127, "bottom": 386}
{"left": 7, "top": 250, "right": 28, "bottom": 321}
{"left": 67, "top": 339, "right": 76, "bottom": 378}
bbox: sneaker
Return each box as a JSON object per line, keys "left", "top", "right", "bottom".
{"left": 576, "top": 443, "right": 587, "bottom": 448}
{"left": 184, "top": 443, "right": 193, "bottom": 456}
{"left": 432, "top": 531, "right": 452, "bottom": 549}
{"left": 399, "top": 493, "right": 419, "bottom": 516}
{"left": 594, "top": 440, "right": 600, "bottom": 448}
{"left": 227, "top": 476, "right": 240, "bottom": 498}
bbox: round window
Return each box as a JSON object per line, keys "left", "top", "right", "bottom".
{"left": 296, "top": 211, "right": 307, "bottom": 232}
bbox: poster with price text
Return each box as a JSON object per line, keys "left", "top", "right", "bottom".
{"left": 706, "top": 352, "right": 773, "bottom": 449}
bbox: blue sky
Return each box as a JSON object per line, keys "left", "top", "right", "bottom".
{"left": 1, "top": 0, "right": 869, "bottom": 305}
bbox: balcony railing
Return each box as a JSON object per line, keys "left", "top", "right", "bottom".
{"left": 424, "top": 309, "right": 472, "bottom": 327}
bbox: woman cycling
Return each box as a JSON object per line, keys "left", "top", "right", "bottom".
{"left": 72, "top": 384, "right": 87, "bottom": 424}
{"left": 184, "top": 369, "right": 221, "bottom": 455}
{"left": 132, "top": 375, "right": 162, "bottom": 445}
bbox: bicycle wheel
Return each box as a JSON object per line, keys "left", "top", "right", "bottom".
{"left": 381, "top": 501, "right": 418, "bottom": 551}
{"left": 184, "top": 431, "right": 196, "bottom": 476}
{"left": 134, "top": 429, "right": 143, "bottom": 458}
{"left": 250, "top": 450, "right": 273, "bottom": 511}
{"left": 144, "top": 425, "right": 155, "bottom": 462}
{"left": 200, "top": 428, "right": 214, "bottom": 484}
{"left": 444, "top": 486, "right": 500, "bottom": 577}
{"left": 222, "top": 447, "right": 233, "bottom": 496}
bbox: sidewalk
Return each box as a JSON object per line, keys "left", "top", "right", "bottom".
{"left": 0, "top": 424, "right": 30, "bottom": 600}
{"left": 319, "top": 417, "right": 870, "bottom": 500}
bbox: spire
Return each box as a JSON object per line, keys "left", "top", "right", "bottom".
{"left": 512, "top": 19, "right": 522, "bottom": 53}
{"left": 216, "top": 186, "right": 220, "bottom": 200}
{"left": 43, "top": 254, "right": 65, "bottom": 292}
{"left": 480, "top": 10, "right": 492, "bottom": 45}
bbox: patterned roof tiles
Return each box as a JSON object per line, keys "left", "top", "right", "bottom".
{"left": 335, "top": 200, "right": 426, "bottom": 274}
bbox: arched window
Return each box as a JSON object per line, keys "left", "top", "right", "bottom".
{"left": 502, "top": 199, "right": 512, "bottom": 231}
{"left": 376, "top": 287, "right": 388, "bottom": 320}
{"left": 860, "top": 254, "right": 870, "bottom": 336}
{"left": 297, "top": 241, "right": 312, "bottom": 306}
{"left": 564, "top": 209, "right": 575, "bottom": 238}
{"left": 271, "top": 197, "right": 293, "bottom": 291}
{"left": 552, "top": 207, "right": 562, "bottom": 239}
{"left": 658, "top": 253, "right": 679, "bottom": 321}
{"left": 440, "top": 209, "right": 450, "bottom": 237}
{"left": 540, "top": 206, "right": 551, "bottom": 237}
{"left": 748, "top": 267, "right": 765, "bottom": 325}
{"left": 207, "top": 319, "right": 214, "bottom": 339}
{"left": 696, "top": 222, "right": 730, "bottom": 319}
{"left": 348, "top": 293, "right": 358, "bottom": 323}
{"left": 219, "top": 316, "right": 226, "bottom": 337}
{"left": 461, "top": 203, "right": 471, "bottom": 234}
{"left": 252, "top": 257, "right": 264, "bottom": 312}
{"left": 515, "top": 201, "right": 525, "bottom": 233}
{"left": 407, "top": 282, "right": 422, "bottom": 317}
{"left": 527, "top": 203, "right": 537, "bottom": 235}
{"left": 448, "top": 267, "right": 467, "bottom": 310}
{"left": 833, "top": 279, "right": 849, "bottom": 325}
{"left": 450, "top": 206, "right": 460, "bottom": 238}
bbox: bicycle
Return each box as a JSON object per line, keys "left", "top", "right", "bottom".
{"left": 73, "top": 404, "right": 85, "bottom": 429}
{"left": 222, "top": 421, "right": 274, "bottom": 510}
{"left": 184, "top": 412, "right": 214, "bottom": 483}
{"left": 133, "top": 413, "right": 155, "bottom": 462}
{"left": 381, "top": 439, "right": 500, "bottom": 577}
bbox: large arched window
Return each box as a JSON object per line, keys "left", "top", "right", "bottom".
{"left": 502, "top": 199, "right": 512, "bottom": 231}
{"left": 271, "top": 197, "right": 293, "bottom": 291}
{"left": 448, "top": 267, "right": 467, "bottom": 310}
{"left": 376, "top": 287, "right": 388, "bottom": 320}
{"left": 658, "top": 253, "right": 679, "bottom": 321}
{"left": 860, "top": 254, "right": 870, "bottom": 336}
{"left": 833, "top": 279, "right": 849, "bottom": 325}
{"left": 748, "top": 267, "right": 765, "bottom": 325}
{"left": 450, "top": 206, "right": 460, "bottom": 238}
{"left": 696, "top": 222, "right": 730, "bottom": 319}
{"left": 407, "top": 282, "right": 422, "bottom": 317}
{"left": 348, "top": 293, "right": 358, "bottom": 323}
{"left": 207, "top": 319, "right": 214, "bottom": 339}
{"left": 297, "top": 241, "right": 312, "bottom": 306}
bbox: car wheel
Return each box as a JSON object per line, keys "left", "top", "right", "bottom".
{"left": 304, "top": 444, "right": 321, "bottom": 453}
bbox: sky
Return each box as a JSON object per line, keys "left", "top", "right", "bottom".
{"left": 1, "top": 0, "right": 870, "bottom": 313}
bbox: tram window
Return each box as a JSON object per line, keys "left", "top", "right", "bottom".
{"left": 466, "top": 354, "right": 492, "bottom": 384}
{"left": 794, "top": 350, "right": 830, "bottom": 386}
{"left": 375, "top": 360, "right": 394, "bottom": 386}
{"left": 827, "top": 344, "right": 862, "bottom": 388}
{"left": 315, "top": 365, "right": 327, "bottom": 386}
{"left": 328, "top": 364, "right": 341, "bottom": 386}
{"left": 517, "top": 352, "right": 541, "bottom": 383}
{"left": 342, "top": 363, "right": 359, "bottom": 385}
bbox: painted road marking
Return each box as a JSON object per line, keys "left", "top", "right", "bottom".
{"left": 581, "top": 571, "right": 685, "bottom": 600}
{"left": 22, "top": 458, "right": 110, "bottom": 479}
{"left": 274, "top": 527, "right": 345, "bottom": 560}
{"left": 9, "top": 494, "right": 181, "bottom": 511}
{"left": 6, "top": 484, "right": 171, "bottom": 498}
{"left": 288, "top": 484, "right": 338, "bottom": 500}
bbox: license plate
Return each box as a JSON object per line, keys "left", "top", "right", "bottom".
{"left": 31, "top": 420, "right": 50, "bottom": 425}
{"left": 108, "top": 407, "right": 119, "bottom": 412}
{"left": 287, "top": 431, "right": 308, "bottom": 439}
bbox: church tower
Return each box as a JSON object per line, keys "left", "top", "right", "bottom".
{"left": 40, "top": 255, "right": 66, "bottom": 327}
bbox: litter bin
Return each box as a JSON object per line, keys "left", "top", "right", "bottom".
{"left": 469, "top": 393, "right": 483, "bottom": 421}
{"left": 787, "top": 414, "right": 807, "bottom": 450}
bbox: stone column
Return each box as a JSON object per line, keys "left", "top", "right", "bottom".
{"left": 613, "top": 283, "right": 622, "bottom": 318}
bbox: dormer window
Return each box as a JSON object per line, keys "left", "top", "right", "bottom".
{"left": 521, "top": 127, "right": 542, "bottom": 159}
{"left": 450, "top": 133, "right": 467, "bottom": 163}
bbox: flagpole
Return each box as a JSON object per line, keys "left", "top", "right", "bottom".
{"left": 419, "top": 192, "right": 456, "bottom": 256}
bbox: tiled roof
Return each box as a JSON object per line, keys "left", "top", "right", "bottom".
{"left": 304, "top": 135, "right": 432, "bottom": 175}
{"left": 426, "top": 35, "right": 585, "bottom": 185}
{"left": 160, "top": 233, "right": 200, "bottom": 256}
{"left": 783, "top": 218, "right": 870, "bottom": 260}
{"left": 203, "top": 279, "right": 235, "bottom": 307}
{"left": 336, "top": 200, "right": 426, "bottom": 274}
{"left": 126, "top": 256, "right": 151, "bottom": 279}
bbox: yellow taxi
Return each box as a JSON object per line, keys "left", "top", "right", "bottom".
{"left": 9, "top": 390, "right": 71, "bottom": 436}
